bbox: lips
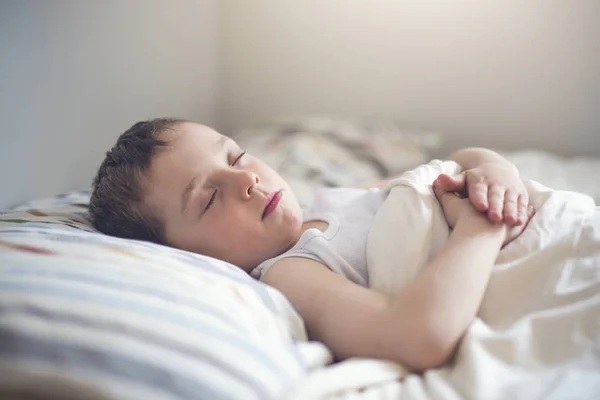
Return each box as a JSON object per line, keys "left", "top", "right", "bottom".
{"left": 262, "top": 190, "right": 282, "bottom": 219}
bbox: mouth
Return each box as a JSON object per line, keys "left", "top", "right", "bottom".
{"left": 262, "top": 190, "right": 282, "bottom": 220}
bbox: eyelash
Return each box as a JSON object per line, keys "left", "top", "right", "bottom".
{"left": 232, "top": 150, "right": 246, "bottom": 166}
{"left": 204, "top": 150, "right": 247, "bottom": 212}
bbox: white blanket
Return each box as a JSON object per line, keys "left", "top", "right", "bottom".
{"left": 358, "top": 160, "right": 600, "bottom": 399}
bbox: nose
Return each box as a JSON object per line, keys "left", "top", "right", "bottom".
{"left": 228, "top": 169, "right": 260, "bottom": 199}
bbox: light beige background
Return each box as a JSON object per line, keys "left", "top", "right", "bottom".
{"left": 0, "top": 0, "right": 220, "bottom": 207}
{"left": 1, "top": 0, "right": 599, "bottom": 208}
{"left": 219, "top": 0, "right": 600, "bottom": 157}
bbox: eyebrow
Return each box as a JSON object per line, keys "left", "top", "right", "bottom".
{"left": 181, "top": 176, "right": 197, "bottom": 214}
{"left": 180, "top": 136, "right": 229, "bottom": 214}
{"left": 213, "top": 135, "right": 228, "bottom": 151}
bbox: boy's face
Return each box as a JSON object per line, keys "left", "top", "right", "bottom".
{"left": 144, "top": 122, "right": 303, "bottom": 272}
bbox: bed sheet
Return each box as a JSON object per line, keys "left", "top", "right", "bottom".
{"left": 503, "top": 150, "right": 600, "bottom": 204}
{"left": 288, "top": 150, "right": 600, "bottom": 400}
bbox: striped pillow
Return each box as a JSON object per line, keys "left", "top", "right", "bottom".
{"left": 0, "top": 192, "right": 330, "bottom": 400}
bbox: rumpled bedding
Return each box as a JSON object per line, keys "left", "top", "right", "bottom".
{"left": 232, "top": 117, "right": 440, "bottom": 206}
{"left": 359, "top": 160, "right": 600, "bottom": 399}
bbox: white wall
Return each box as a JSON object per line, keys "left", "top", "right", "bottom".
{"left": 0, "top": 0, "right": 219, "bottom": 208}
{"left": 219, "top": 0, "right": 600, "bottom": 157}
{"left": 2, "top": 0, "right": 599, "bottom": 208}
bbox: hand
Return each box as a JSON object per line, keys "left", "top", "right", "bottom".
{"left": 433, "top": 184, "right": 484, "bottom": 229}
{"left": 433, "top": 162, "right": 529, "bottom": 225}
{"left": 502, "top": 205, "right": 535, "bottom": 247}
{"left": 434, "top": 182, "right": 535, "bottom": 247}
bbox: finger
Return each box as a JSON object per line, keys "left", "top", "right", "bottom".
{"left": 528, "top": 204, "right": 536, "bottom": 220}
{"left": 520, "top": 203, "right": 536, "bottom": 229}
{"left": 433, "top": 183, "right": 463, "bottom": 207}
{"left": 487, "top": 185, "right": 506, "bottom": 222}
{"left": 434, "top": 185, "right": 465, "bottom": 227}
{"left": 469, "top": 182, "right": 489, "bottom": 211}
{"left": 434, "top": 173, "right": 466, "bottom": 193}
{"left": 517, "top": 195, "right": 528, "bottom": 225}
{"left": 517, "top": 191, "right": 530, "bottom": 225}
{"left": 503, "top": 191, "right": 519, "bottom": 225}
{"left": 433, "top": 183, "right": 451, "bottom": 201}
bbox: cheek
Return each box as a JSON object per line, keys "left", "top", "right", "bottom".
{"left": 204, "top": 210, "right": 254, "bottom": 244}
{"left": 253, "top": 160, "right": 282, "bottom": 182}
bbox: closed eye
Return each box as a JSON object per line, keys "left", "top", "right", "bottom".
{"left": 204, "top": 189, "right": 217, "bottom": 211}
{"left": 204, "top": 151, "right": 245, "bottom": 213}
{"left": 232, "top": 150, "right": 246, "bottom": 166}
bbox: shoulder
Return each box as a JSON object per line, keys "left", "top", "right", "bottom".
{"left": 262, "top": 256, "right": 329, "bottom": 286}
{"left": 261, "top": 257, "right": 336, "bottom": 313}
{"left": 262, "top": 256, "right": 343, "bottom": 303}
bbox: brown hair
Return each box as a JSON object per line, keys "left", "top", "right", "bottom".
{"left": 89, "top": 118, "right": 185, "bottom": 243}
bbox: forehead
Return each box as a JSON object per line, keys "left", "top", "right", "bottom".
{"left": 165, "top": 122, "right": 223, "bottom": 149}
{"left": 142, "top": 123, "right": 225, "bottom": 209}
{"left": 157, "top": 122, "right": 226, "bottom": 165}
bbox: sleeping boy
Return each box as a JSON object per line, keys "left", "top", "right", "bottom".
{"left": 90, "top": 118, "right": 538, "bottom": 372}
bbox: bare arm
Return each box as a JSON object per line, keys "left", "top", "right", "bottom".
{"left": 446, "top": 147, "right": 518, "bottom": 174}
{"left": 262, "top": 212, "right": 505, "bottom": 372}
{"left": 354, "top": 147, "right": 529, "bottom": 224}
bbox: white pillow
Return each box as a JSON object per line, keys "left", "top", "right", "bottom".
{"left": 0, "top": 190, "right": 331, "bottom": 400}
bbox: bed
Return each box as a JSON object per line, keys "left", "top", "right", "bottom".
{"left": 1, "top": 117, "right": 599, "bottom": 399}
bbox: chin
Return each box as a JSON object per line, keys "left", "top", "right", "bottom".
{"left": 283, "top": 212, "right": 303, "bottom": 234}
{"left": 282, "top": 200, "right": 303, "bottom": 224}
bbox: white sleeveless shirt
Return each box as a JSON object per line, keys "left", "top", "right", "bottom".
{"left": 250, "top": 187, "right": 385, "bottom": 287}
